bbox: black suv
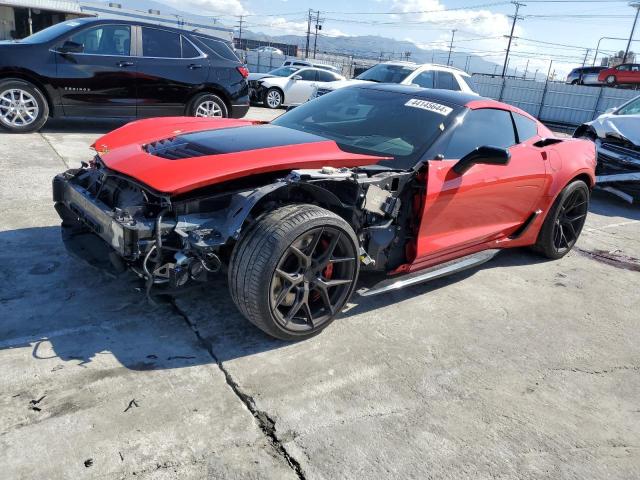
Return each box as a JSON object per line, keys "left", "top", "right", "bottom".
{"left": 0, "top": 18, "right": 249, "bottom": 133}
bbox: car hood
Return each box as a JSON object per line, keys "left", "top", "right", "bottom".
{"left": 317, "top": 79, "right": 374, "bottom": 90}
{"left": 247, "top": 72, "right": 275, "bottom": 81}
{"left": 93, "top": 117, "right": 389, "bottom": 195}
{"left": 587, "top": 112, "right": 640, "bottom": 146}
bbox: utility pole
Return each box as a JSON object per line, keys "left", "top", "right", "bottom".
{"left": 502, "top": 1, "right": 524, "bottom": 77}
{"left": 236, "top": 15, "right": 244, "bottom": 49}
{"left": 623, "top": 2, "right": 640, "bottom": 63}
{"left": 447, "top": 29, "right": 456, "bottom": 66}
{"left": 313, "top": 10, "right": 322, "bottom": 59}
{"left": 305, "top": 9, "right": 312, "bottom": 59}
{"left": 546, "top": 59, "right": 554, "bottom": 81}
{"left": 582, "top": 48, "right": 590, "bottom": 67}
{"left": 523, "top": 59, "right": 529, "bottom": 79}
{"left": 534, "top": 67, "right": 539, "bottom": 81}
{"left": 464, "top": 55, "right": 470, "bottom": 72}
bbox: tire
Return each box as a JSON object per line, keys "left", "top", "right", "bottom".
{"left": 229, "top": 204, "right": 360, "bottom": 341}
{"left": 534, "top": 180, "right": 590, "bottom": 260}
{"left": 570, "top": 79, "right": 579, "bottom": 85}
{"left": 0, "top": 79, "right": 49, "bottom": 133}
{"left": 264, "top": 88, "right": 283, "bottom": 109}
{"left": 188, "top": 92, "right": 228, "bottom": 118}
{"left": 605, "top": 75, "right": 616, "bottom": 86}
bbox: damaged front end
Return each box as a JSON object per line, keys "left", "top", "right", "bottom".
{"left": 575, "top": 118, "right": 640, "bottom": 203}
{"left": 595, "top": 138, "right": 640, "bottom": 203}
{"left": 53, "top": 157, "right": 416, "bottom": 296}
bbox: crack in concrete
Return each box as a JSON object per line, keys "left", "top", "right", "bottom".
{"left": 550, "top": 365, "right": 639, "bottom": 375}
{"left": 168, "top": 298, "right": 306, "bottom": 480}
{"left": 39, "top": 133, "right": 70, "bottom": 169}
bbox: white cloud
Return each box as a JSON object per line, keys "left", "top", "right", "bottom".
{"left": 161, "top": 0, "right": 247, "bottom": 16}
{"left": 258, "top": 17, "right": 349, "bottom": 38}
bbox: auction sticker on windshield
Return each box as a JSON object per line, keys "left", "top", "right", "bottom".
{"left": 405, "top": 99, "right": 452, "bottom": 116}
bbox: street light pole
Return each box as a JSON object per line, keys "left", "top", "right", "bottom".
{"left": 593, "top": 35, "right": 639, "bottom": 66}
{"left": 623, "top": 2, "right": 640, "bottom": 63}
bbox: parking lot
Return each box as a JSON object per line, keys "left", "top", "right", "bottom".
{"left": 1, "top": 107, "right": 639, "bottom": 479}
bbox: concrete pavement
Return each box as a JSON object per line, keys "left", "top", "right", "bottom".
{"left": 1, "top": 109, "right": 639, "bottom": 479}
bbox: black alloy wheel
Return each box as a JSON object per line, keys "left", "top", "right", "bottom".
{"left": 551, "top": 187, "right": 588, "bottom": 255}
{"left": 269, "top": 226, "right": 357, "bottom": 333}
{"left": 534, "top": 180, "right": 590, "bottom": 259}
{"left": 229, "top": 204, "right": 360, "bottom": 340}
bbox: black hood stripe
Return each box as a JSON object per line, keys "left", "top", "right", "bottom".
{"left": 145, "top": 124, "right": 326, "bottom": 160}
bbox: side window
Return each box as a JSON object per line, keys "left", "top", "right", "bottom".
{"left": 181, "top": 36, "right": 200, "bottom": 59}
{"left": 142, "top": 27, "right": 181, "bottom": 58}
{"left": 68, "top": 25, "right": 131, "bottom": 56}
{"left": 631, "top": 65, "right": 640, "bottom": 72}
{"left": 444, "top": 109, "right": 516, "bottom": 159}
{"left": 412, "top": 71, "right": 435, "bottom": 88}
{"left": 617, "top": 65, "right": 630, "bottom": 71}
{"left": 297, "top": 69, "right": 317, "bottom": 81}
{"left": 194, "top": 36, "right": 240, "bottom": 62}
{"left": 512, "top": 112, "right": 539, "bottom": 142}
{"left": 317, "top": 70, "right": 336, "bottom": 82}
{"left": 436, "top": 71, "right": 460, "bottom": 91}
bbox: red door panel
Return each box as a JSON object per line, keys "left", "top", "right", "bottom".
{"left": 414, "top": 143, "right": 547, "bottom": 262}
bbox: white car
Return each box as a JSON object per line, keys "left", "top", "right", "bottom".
{"left": 253, "top": 46, "right": 284, "bottom": 56}
{"left": 282, "top": 59, "right": 342, "bottom": 74}
{"left": 311, "top": 61, "right": 477, "bottom": 99}
{"left": 249, "top": 66, "right": 346, "bottom": 109}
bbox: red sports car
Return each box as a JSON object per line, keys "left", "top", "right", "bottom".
{"left": 53, "top": 85, "right": 596, "bottom": 340}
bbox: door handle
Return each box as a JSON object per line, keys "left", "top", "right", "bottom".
{"left": 188, "top": 64, "right": 203, "bottom": 69}
{"left": 117, "top": 61, "right": 134, "bottom": 68}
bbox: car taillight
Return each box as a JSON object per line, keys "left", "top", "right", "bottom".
{"left": 237, "top": 66, "right": 249, "bottom": 78}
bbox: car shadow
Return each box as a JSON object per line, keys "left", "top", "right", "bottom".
{"left": 41, "top": 118, "right": 130, "bottom": 134}
{"left": 589, "top": 190, "right": 640, "bottom": 219}
{"left": 0, "top": 208, "right": 608, "bottom": 371}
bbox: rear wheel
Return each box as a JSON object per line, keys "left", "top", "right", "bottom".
{"left": 229, "top": 204, "right": 359, "bottom": 341}
{"left": 0, "top": 79, "right": 49, "bottom": 133}
{"left": 605, "top": 75, "right": 616, "bottom": 86}
{"left": 188, "top": 92, "right": 228, "bottom": 118}
{"left": 534, "top": 180, "right": 589, "bottom": 259}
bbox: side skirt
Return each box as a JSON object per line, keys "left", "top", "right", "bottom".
{"left": 357, "top": 249, "right": 500, "bottom": 297}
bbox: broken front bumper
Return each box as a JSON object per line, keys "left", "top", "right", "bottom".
{"left": 53, "top": 170, "right": 161, "bottom": 270}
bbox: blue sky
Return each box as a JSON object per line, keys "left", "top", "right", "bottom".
{"left": 155, "top": 0, "right": 640, "bottom": 77}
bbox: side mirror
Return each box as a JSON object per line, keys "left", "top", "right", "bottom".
{"left": 291, "top": 74, "right": 302, "bottom": 81}
{"left": 57, "top": 40, "right": 84, "bottom": 54}
{"left": 452, "top": 146, "right": 510, "bottom": 175}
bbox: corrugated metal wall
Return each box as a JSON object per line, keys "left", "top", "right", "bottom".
{"left": 473, "top": 75, "right": 638, "bottom": 125}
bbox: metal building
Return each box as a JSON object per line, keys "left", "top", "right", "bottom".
{"left": 0, "top": 0, "right": 232, "bottom": 41}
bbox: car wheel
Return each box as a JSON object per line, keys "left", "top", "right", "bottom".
{"left": 229, "top": 204, "right": 360, "bottom": 341}
{"left": 534, "top": 180, "right": 590, "bottom": 260}
{"left": 189, "top": 93, "right": 228, "bottom": 118}
{"left": 571, "top": 79, "right": 579, "bottom": 85}
{"left": 264, "top": 88, "right": 283, "bottom": 109}
{"left": 0, "top": 79, "right": 49, "bottom": 133}
{"left": 605, "top": 75, "right": 616, "bottom": 86}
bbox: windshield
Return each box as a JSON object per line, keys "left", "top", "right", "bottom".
{"left": 19, "top": 20, "right": 84, "bottom": 43}
{"left": 272, "top": 87, "right": 460, "bottom": 167}
{"left": 355, "top": 64, "right": 417, "bottom": 83}
{"left": 617, "top": 96, "right": 640, "bottom": 115}
{"left": 268, "top": 66, "right": 301, "bottom": 77}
